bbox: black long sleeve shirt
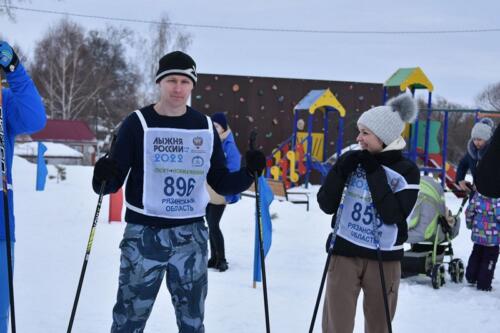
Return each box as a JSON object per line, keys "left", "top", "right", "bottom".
{"left": 92, "top": 105, "right": 253, "bottom": 228}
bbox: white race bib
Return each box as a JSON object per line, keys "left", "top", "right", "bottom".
{"left": 336, "top": 165, "right": 410, "bottom": 250}
{"left": 129, "top": 111, "right": 213, "bottom": 219}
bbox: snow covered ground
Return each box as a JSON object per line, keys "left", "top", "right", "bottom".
{"left": 10, "top": 156, "right": 500, "bottom": 332}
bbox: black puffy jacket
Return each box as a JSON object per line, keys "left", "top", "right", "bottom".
{"left": 475, "top": 124, "right": 500, "bottom": 198}
{"left": 317, "top": 149, "right": 420, "bottom": 261}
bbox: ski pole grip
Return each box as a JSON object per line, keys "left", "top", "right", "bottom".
{"left": 107, "top": 134, "right": 118, "bottom": 158}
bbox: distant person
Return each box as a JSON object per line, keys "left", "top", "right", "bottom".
{"left": 92, "top": 51, "right": 266, "bottom": 332}
{"left": 455, "top": 118, "right": 495, "bottom": 193}
{"left": 464, "top": 122, "right": 500, "bottom": 291}
{"left": 206, "top": 112, "right": 241, "bottom": 272}
{"left": 317, "top": 94, "right": 419, "bottom": 333}
{"left": 0, "top": 40, "right": 46, "bottom": 333}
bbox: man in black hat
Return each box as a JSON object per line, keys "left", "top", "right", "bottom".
{"left": 92, "top": 51, "right": 266, "bottom": 333}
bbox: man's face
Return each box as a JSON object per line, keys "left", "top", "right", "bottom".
{"left": 158, "top": 75, "right": 194, "bottom": 108}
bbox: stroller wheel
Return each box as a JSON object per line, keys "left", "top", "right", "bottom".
{"left": 431, "top": 264, "right": 445, "bottom": 289}
{"left": 449, "top": 258, "right": 465, "bottom": 283}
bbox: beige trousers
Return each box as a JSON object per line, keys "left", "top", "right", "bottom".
{"left": 322, "top": 255, "right": 401, "bottom": 333}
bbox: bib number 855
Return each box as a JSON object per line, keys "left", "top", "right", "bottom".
{"left": 164, "top": 176, "right": 196, "bottom": 197}
{"left": 351, "top": 202, "right": 382, "bottom": 227}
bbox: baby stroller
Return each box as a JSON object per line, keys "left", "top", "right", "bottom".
{"left": 401, "top": 176, "right": 466, "bottom": 289}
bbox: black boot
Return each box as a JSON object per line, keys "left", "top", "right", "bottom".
{"left": 216, "top": 259, "right": 228, "bottom": 272}
{"left": 208, "top": 257, "right": 217, "bottom": 268}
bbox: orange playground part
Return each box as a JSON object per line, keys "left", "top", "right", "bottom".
{"left": 109, "top": 187, "right": 123, "bottom": 223}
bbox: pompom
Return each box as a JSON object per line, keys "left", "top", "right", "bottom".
{"left": 479, "top": 117, "right": 494, "bottom": 129}
{"left": 387, "top": 93, "right": 417, "bottom": 123}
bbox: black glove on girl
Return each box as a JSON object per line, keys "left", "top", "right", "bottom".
{"left": 340, "top": 151, "right": 361, "bottom": 178}
{"left": 359, "top": 150, "right": 380, "bottom": 174}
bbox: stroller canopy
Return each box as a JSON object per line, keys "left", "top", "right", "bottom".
{"left": 407, "top": 175, "right": 459, "bottom": 243}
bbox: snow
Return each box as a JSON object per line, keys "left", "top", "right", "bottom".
{"left": 10, "top": 156, "right": 500, "bottom": 332}
{"left": 14, "top": 142, "right": 83, "bottom": 158}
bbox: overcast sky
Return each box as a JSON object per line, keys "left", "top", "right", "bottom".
{"left": 2, "top": 0, "right": 499, "bottom": 107}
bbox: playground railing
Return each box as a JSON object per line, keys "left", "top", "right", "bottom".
{"left": 242, "top": 178, "right": 310, "bottom": 211}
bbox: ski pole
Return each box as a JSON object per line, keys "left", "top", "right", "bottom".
{"left": 309, "top": 192, "right": 345, "bottom": 333}
{"left": 309, "top": 168, "right": 355, "bottom": 333}
{"left": 375, "top": 246, "right": 393, "bottom": 333}
{"left": 0, "top": 74, "right": 16, "bottom": 333}
{"left": 308, "top": 238, "right": 332, "bottom": 333}
{"left": 249, "top": 130, "right": 271, "bottom": 333}
{"left": 372, "top": 210, "right": 392, "bottom": 333}
{"left": 67, "top": 135, "right": 117, "bottom": 333}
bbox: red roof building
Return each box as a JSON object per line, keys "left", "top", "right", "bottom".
{"left": 31, "top": 119, "right": 96, "bottom": 143}
{"left": 21, "top": 119, "right": 97, "bottom": 165}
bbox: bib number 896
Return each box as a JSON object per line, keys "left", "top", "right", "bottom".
{"left": 164, "top": 176, "right": 196, "bottom": 197}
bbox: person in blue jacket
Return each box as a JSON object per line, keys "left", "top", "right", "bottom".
{"left": 206, "top": 112, "right": 242, "bottom": 272}
{"left": 455, "top": 118, "right": 494, "bottom": 193}
{"left": 0, "top": 40, "right": 47, "bottom": 333}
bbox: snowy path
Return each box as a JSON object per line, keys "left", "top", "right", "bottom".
{"left": 11, "top": 158, "right": 500, "bottom": 332}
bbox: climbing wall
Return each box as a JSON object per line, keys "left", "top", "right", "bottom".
{"left": 192, "top": 73, "right": 398, "bottom": 183}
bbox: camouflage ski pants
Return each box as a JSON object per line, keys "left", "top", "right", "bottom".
{"left": 111, "top": 222, "right": 208, "bottom": 333}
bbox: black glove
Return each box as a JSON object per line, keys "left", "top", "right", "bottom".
{"left": 245, "top": 150, "right": 266, "bottom": 175}
{"left": 359, "top": 150, "right": 380, "bottom": 174}
{"left": 0, "top": 41, "right": 19, "bottom": 73}
{"left": 339, "top": 151, "right": 361, "bottom": 177}
{"left": 438, "top": 215, "right": 452, "bottom": 235}
{"left": 93, "top": 156, "right": 121, "bottom": 184}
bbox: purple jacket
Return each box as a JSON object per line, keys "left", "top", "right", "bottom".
{"left": 466, "top": 192, "right": 500, "bottom": 246}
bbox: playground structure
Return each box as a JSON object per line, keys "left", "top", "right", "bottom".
{"left": 383, "top": 67, "right": 475, "bottom": 196}
{"left": 384, "top": 67, "right": 500, "bottom": 196}
{"left": 267, "top": 89, "right": 346, "bottom": 188}
{"left": 382, "top": 67, "right": 458, "bottom": 191}
{"left": 265, "top": 67, "right": 499, "bottom": 194}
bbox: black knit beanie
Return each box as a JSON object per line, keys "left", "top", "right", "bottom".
{"left": 155, "top": 51, "right": 197, "bottom": 85}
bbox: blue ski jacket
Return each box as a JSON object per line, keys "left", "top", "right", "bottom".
{"left": 0, "top": 64, "right": 47, "bottom": 241}
{"left": 221, "top": 130, "right": 242, "bottom": 204}
{"left": 455, "top": 138, "right": 489, "bottom": 184}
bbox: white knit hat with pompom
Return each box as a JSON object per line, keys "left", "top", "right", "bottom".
{"left": 357, "top": 93, "right": 418, "bottom": 145}
{"left": 471, "top": 117, "right": 494, "bottom": 141}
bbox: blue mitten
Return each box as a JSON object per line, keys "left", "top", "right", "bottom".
{"left": 0, "top": 41, "right": 19, "bottom": 72}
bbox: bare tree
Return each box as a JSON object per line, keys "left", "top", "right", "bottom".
{"left": 29, "top": 18, "right": 140, "bottom": 128}
{"left": 30, "top": 18, "right": 90, "bottom": 120}
{"left": 136, "top": 13, "right": 192, "bottom": 104}
{"left": 0, "top": 0, "right": 61, "bottom": 20}
{"left": 0, "top": 0, "right": 27, "bottom": 20}
{"left": 431, "top": 96, "right": 476, "bottom": 164}
{"left": 85, "top": 26, "right": 140, "bottom": 128}
{"left": 476, "top": 82, "right": 500, "bottom": 111}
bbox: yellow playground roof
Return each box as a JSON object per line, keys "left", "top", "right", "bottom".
{"left": 293, "top": 89, "right": 346, "bottom": 117}
{"left": 384, "top": 67, "right": 434, "bottom": 92}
